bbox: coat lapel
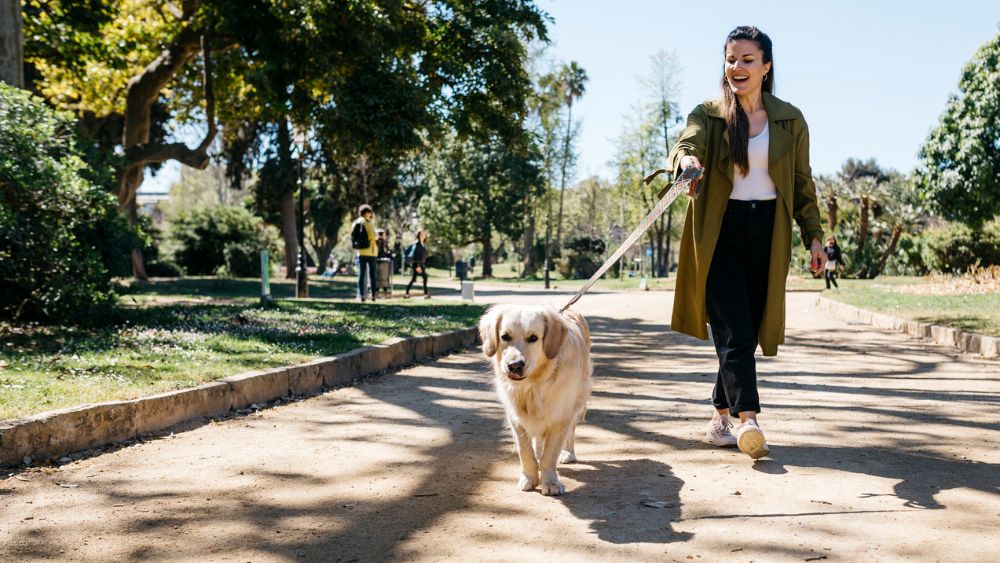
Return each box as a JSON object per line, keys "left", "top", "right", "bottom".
{"left": 764, "top": 92, "right": 795, "bottom": 165}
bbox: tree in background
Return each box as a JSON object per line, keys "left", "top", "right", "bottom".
{"left": 23, "top": 0, "right": 549, "bottom": 281}
{"left": 917, "top": 31, "right": 1000, "bottom": 229}
{"left": 24, "top": 0, "right": 236, "bottom": 279}
{"left": 552, "top": 61, "right": 588, "bottom": 253}
{"left": 420, "top": 135, "right": 544, "bottom": 278}
{"left": 638, "top": 50, "right": 683, "bottom": 276}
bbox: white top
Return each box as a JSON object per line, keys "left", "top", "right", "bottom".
{"left": 730, "top": 121, "right": 778, "bottom": 201}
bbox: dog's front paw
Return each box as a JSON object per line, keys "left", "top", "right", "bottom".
{"left": 539, "top": 479, "right": 565, "bottom": 496}
{"left": 558, "top": 450, "right": 577, "bottom": 464}
{"left": 518, "top": 473, "right": 539, "bottom": 491}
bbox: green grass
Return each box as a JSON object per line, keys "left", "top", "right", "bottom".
{"left": 0, "top": 282, "right": 483, "bottom": 421}
{"left": 821, "top": 277, "right": 1000, "bottom": 337}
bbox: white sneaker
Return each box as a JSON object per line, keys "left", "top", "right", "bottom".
{"left": 736, "top": 419, "right": 770, "bottom": 459}
{"left": 706, "top": 413, "right": 738, "bottom": 447}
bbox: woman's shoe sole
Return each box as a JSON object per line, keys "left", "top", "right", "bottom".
{"left": 738, "top": 428, "right": 770, "bottom": 459}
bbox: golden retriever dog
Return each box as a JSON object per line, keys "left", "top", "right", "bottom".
{"left": 479, "top": 305, "right": 593, "bottom": 496}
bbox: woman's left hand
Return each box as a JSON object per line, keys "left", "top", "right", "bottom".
{"left": 810, "top": 239, "right": 828, "bottom": 273}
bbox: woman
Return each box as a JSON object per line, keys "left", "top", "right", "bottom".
{"left": 666, "top": 26, "right": 827, "bottom": 459}
{"left": 824, "top": 237, "right": 843, "bottom": 289}
{"left": 405, "top": 230, "right": 430, "bottom": 299}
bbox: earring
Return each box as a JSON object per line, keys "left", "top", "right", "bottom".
{"left": 763, "top": 72, "right": 768, "bottom": 81}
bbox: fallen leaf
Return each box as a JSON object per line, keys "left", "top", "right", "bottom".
{"left": 343, "top": 502, "right": 357, "bottom": 508}
{"left": 641, "top": 501, "right": 675, "bottom": 508}
{"left": 56, "top": 483, "right": 80, "bottom": 488}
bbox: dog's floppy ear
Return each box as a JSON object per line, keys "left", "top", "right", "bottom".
{"left": 543, "top": 310, "right": 566, "bottom": 360}
{"left": 479, "top": 306, "right": 503, "bottom": 357}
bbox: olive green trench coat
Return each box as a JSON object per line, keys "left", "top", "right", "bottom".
{"left": 664, "top": 92, "right": 824, "bottom": 356}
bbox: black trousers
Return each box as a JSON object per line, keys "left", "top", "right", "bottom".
{"left": 357, "top": 255, "right": 377, "bottom": 300}
{"left": 825, "top": 269, "right": 838, "bottom": 289}
{"left": 407, "top": 263, "right": 428, "bottom": 294}
{"left": 705, "top": 199, "right": 775, "bottom": 417}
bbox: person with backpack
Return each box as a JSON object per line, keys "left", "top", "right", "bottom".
{"left": 404, "top": 230, "right": 430, "bottom": 299}
{"left": 351, "top": 204, "right": 378, "bottom": 301}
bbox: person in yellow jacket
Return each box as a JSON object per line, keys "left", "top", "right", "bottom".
{"left": 666, "top": 26, "right": 827, "bottom": 459}
{"left": 352, "top": 204, "right": 378, "bottom": 301}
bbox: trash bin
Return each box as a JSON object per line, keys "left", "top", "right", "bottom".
{"left": 376, "top": 258, "right": 393, "bottom": 296}
{"left": 455, "top": 260, "right": 468, "bottom": 281}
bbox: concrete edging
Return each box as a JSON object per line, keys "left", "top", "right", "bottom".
{"left": 0, "top": 326, "right": 479, "bottom": 468}
{"left": 814, "top": 296, "right": 998, "bottom": 359}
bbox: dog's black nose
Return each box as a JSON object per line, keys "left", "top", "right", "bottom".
{"left": 506, "top": 360, "right": 525, "bottom": 375}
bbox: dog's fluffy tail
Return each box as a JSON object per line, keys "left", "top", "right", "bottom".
{"left": 560, "top": 308, "right": 591, "bottom": 351}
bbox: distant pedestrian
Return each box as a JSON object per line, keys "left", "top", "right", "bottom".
{"left": 376, "top": 229, "right": 391, "bottom": 259}
{"left": 824, "top": 237, "right": 843, "bottom": 289}
{"left": 351, "top": 204, "right": 378, "bottom": 301}
{"left": 405, "top": 230, "right": 430, "bottom": 299}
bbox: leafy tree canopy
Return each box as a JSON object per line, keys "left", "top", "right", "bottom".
{"left": 917, "top": 30, "right": 1000, "bottom": 228}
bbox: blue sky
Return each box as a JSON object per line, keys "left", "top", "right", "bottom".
{"left": 540, "top": 0, "right": 1000, "bottom": 180}
{"left": 143, "top": 1, "right": 999, "bottom": 193}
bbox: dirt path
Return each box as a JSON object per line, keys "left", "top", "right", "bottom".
{"left": 2, "top": 287, "right": 998, "bottom": 562}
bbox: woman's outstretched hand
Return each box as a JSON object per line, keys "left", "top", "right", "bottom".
{"left": 810, "top": 239, "right": 828, "bottom": 273}
{"left": 680, "top": 155, "right": 703, "bottom": 196}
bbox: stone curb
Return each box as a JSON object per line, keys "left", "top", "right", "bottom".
{"left": 814, "top": 296, "right": 998, "bottom": 359}
{"left": 0, "top": 327, "right": 479, "bottom": 468}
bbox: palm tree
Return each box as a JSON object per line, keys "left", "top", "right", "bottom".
{"left": 872, "top": 178, "right": 924, "bottom": 277}
{"left": 554, "top": 61, "right": 587, "bottom": 252}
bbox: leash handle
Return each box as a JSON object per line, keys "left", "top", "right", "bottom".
{"left": 558, "top": 166, "right": 703, "bottom": 314}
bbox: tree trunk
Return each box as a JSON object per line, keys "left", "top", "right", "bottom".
{"left": 521, "top": 209, "right": 537, "bottom": 278}
{"left": 481, "top": 235, "right": 494, "bottom": 278}
{"left": 664, "top": 207, "right": 673, "bottom": 277}
{"left": 873, "top": 226, "right": 902, "bottom": 278}
{"left": 275, "top": 118, "right": 299, "bottom": 278}
{"left": 555, "top": 102, "right": 573, "bottom": 253}
{"left": 127, "top": 199, "right": 149, "bottom": 280}
{"left": 0, "top": 0, "right": 24, "bottom": 88}
{"left": 827, "top": 196, "right": 838, "bottom": 232}
{"left": 858, "top": 196, "right": 870, "bottom": 249}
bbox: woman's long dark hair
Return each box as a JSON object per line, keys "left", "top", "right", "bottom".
{"left": 720, "top": 26, "right": 774, "bottom": 176}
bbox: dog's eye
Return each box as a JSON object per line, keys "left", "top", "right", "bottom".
{"left": 501, "top": 334, "right": 512, "bottom": 342}
{"left": 526, "top": 335, "right": 538, "bottom": 343}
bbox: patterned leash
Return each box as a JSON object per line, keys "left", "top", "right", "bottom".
{"left": 558, "top": 165, "right": 704, "bottom": 314}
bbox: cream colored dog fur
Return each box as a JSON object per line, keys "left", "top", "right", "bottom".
{"left": 479, "top": 305, "right": 593, "bottom": 496}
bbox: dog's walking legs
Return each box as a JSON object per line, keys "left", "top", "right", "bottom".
{"left": 537, "top": 424, "right": 571, "bottom": 496}
{"left": 558, "top": 420, "right": 577, "bottom": 464}
{"left": 510, "top": 421, "right": 539, "bottom": 491}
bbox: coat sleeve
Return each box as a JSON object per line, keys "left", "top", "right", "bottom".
{"left": 792, "top": 123, "right": 825, "bottom": 249}
{"left": 667, "top": 105, "right": 709, "bottom": 179}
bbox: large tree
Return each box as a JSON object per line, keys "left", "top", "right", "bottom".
{"left": 917, "top": 31, "right": 1000, "bottom": 229}
{"left": 420, "top": 135, "right": 543, "bottom": 278}
{"left": 638, "top": 50, "right": 683, "bottom": 276}
{"left": 552, "top": 61, "right": 587, "bottom": 253}
{"left": 26, "top": 0, "right": 549, "bottom": 280}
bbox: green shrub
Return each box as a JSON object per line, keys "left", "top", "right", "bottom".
{"left": 144, "top": 261, "right": 184, "bottom": 278}
{"left": 0, "top": 84, "right": 133, "bottom": 323}
{"left": 221, "top": 241, "right": 262, "bottom": 277}
{"left": 167, "top": 205, "right": 276, "bottom": 276}
{"left": 921, "top": 223, "right": 1000, "bottom": 273}
{"left": 556, "top": 236, "right": 606, "bottom": 279}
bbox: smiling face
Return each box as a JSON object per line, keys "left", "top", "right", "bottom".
{"left": 724, "top": 39, "right": 771, "bottom": 97}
